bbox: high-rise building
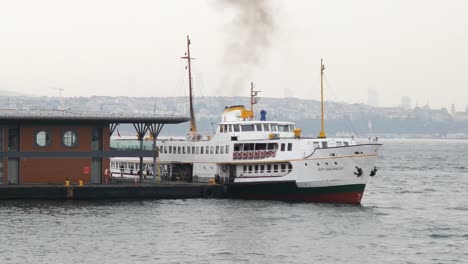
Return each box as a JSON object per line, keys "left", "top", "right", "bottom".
{"left": 367, "top": 89, "right": 379, "bottom": 107}
{"left": 400, "top": 96, "right": 411, "bottom": 109}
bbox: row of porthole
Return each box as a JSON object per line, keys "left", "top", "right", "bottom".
{"left": 35, "top": 130, "right": 77, "bottom": 147}
{"left": 304, "top": 161, "right": 339, "bottom": 166}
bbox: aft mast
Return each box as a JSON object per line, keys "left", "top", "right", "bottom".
{"left": 181, "top": 35, "right": 197, "bottom": 134}
{"left": 318, "top": 59, "right": 327, "bottom": 138}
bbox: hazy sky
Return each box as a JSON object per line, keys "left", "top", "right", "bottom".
{"left": 1, "top": 0, "right": 467, "bottom": 110}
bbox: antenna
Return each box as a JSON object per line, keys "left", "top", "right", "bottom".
{"left": 318, "top": 59, "right": 327, "bottom": 138}
{"left": 50, "top": 87, "right": 64, "bottom": 97}
{"left": 180, "top": 35, "right": 197, "bottom": 133}
{"left": 250, "top": 82, "right": 261, "bottom": 119}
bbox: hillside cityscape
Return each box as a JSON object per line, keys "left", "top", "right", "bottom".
{"left": 1, "top": 92, "right": 468, "bottom": 139}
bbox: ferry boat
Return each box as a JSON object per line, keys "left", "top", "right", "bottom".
{"left": 110, "top": 36, "right": 382, "bottom": 204}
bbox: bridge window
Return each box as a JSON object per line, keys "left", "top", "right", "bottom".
{"left": 271, "top": 124, "right": 277, "bottom": 131}
{"left": 248, "top": 165, "right": 252, "bottom": 173}
{"left": 210, "top": 146, "right": 214, "bottom": 154}
{"left": 216, "top": 146, "right": 219, "bottom": 154}
{"left": 234, "top": 144, "right": 242, "bottom": 151}
{"left": 322, "top": 142, "right": 328, "bottom": 148}
{"left": 256, "top": 124, "right": 263, "bottom": 131}
{"left": 336, "top": 141, "right": 342, "bottom": 147}
{"left": 241, "top": 125, "right": 255, "bottom": 132}
{"left": 228, "top": 125, "right": 233, "bottom": 132}
{"left": 288, "top": 164, "right": 293, "bottom": 172}
{"left": 254, "top": 165, "right": 259, "bottom": 173}
{"left": 233, "top": 124, "right": 240, "bottom": 132}
{"left": 260, "top": 165, "right": 265, "bottom": 173}
{"left": 263, "top": 124, "right": 270, "bottom": 131}
{"left": 226, "top": 145, "right": 229, "bottom": 153}
{"left": 267, "top": 164, "right": 272, "bottom": 173}
{"left": 273, "top": 164, "right": 278, "bottom": 173}
{"left": 344, "top": 141, "right": 349, "bottom": 146}
{"left": 220, "top": 146, "right": 224, "bottom": 154}
{"left": 244, "top": 143, "right": 254, "bottom": 151}
{"left": 287, "top": 143, "right": 292, "bottom": 151}
{"left": 278, "top": 125, "right": 289, "bottom": 132}
{"left": 200, "top": 146, "right": 204, "bottom": 154}
{"left": 280, "top": 143, "right": 285, "bottom": 151}
{"left": 313, "top": 142, "right": 319, "bottom": 149}
{"left": 219, "top": 125, "right": 224, "bottom": 133}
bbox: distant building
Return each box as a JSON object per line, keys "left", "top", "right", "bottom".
{"left": 451, "top": 104, "right": 456, "bottom": 116}
{"left": 367, "top": 89, "right": 379, "bottom": 107}
{"left": 400, "top": 96, "right": 411, "bottom": 109}
{"left": 466, "top": 105, "right": 468, "bottom": 113}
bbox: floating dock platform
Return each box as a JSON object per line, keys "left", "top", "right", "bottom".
{"left": 0, "top": 183, "right": 226, "bottom": 200}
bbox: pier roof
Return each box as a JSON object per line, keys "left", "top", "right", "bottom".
{"left": 0, "top": 109, "right": 190, "bottom": 124}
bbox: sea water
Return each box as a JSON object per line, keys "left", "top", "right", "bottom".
{"left": 0, "top": 139, "right": 467, "bottom": 264}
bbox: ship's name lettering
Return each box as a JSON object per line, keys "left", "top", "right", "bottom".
{"left": 318, "top": 167, "right": 344, "bottom": 171}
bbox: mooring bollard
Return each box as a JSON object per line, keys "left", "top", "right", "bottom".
{"left": 65, "top": 180, "right": 70, "bottom": 186}
{"left": 78, "top": 180, "right": 83, "bottom": 186}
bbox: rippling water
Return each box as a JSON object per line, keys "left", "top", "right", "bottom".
{"left": 1, "top": 139, "right": 467, "bottom": 264}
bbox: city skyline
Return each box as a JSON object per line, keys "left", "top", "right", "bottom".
{"left": 1, "top": 0, "right": 467, "bottom": 111}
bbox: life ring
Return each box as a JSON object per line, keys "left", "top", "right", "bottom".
{"left": 243, "top": 151, "right": 248, "bottom": 159}
{"left": 248, "top": 151, "right": 253, "bottom": 159}
{"left": 271, "top": 150, "right": 276, "bottom": 157}
{"left": 259, "top": 150, "right": 265, "bottom": 158}
{"left": 265, "top": 151, "right": 271, "bottom": 158}
{"left": 233, "top": 152, "right": 237, "bottom": 159}
{"left": 221, "top": 165, "right": 228, "bottom": 172}
{"left": 254, "top": 150, "right": 260, "bottom": 158}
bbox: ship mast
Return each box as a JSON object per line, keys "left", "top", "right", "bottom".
{"left": 250, "top": 82, "right": 261, "bottom": 119}
{"left": 318, "top": 59, "right": 327, "bottom": 138}
{"left": 181, "top": 35, "right": 197, "bottom": 133}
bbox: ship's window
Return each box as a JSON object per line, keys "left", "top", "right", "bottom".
{"left": 192, "top": 146, "right": 195, "bottom": 154}
{"left": 241, "top": 125, "right": 255, "bottom": 132}
{"left": 248, "top": 165, "right": 253, "bottom": 173}
{"left": 313, "top": 142, "right": 320, "bottom": 149}
{"left": 336, "top": 141, "right": 342, "bottom": 147}
{"left": 280, "top": 143, "right": 285, "bottom": 151}
{"left": 224, "top": 125, "right": 228, "bottom": 132}
{"left": 228, "top": 125, "right": 232, "bottom": 132}
{"left": 234, "top": 144, "right": 241, "bottom": 151}
{"left": 271, "top": 124, "right": 277, "bottom": 131}
{"left": 281, "top": 164, "right": 286, "bottom": 172}
{"left": 322, "top": 142, "right": 328, "bottom": 148}
{"left": 263, "top": 124, "right": 270, "bottom": 131}
{"left": 168, "top": 146, "right": 171, "bottom": 154}
{"left": 206, "top": 146, "right": 210, "bottom": 154}
{"left": 260, "top": 165, "right": 265, "bottom": 173}
{"left": 182, "top": 147, "right": 186, "bottom": 154}
{"left": 178, "top": 146, "right": 181, "bottom": 154}
{"left": 267, "top": 143, "right": 278, "bottom": 150}
{"left": 273, "top": 164, "right": 278, "bottom": 173}
{"left": 220, "top": 146, "right": 224, "bottom": 154}
{"left": 254, "top": 165, "right": 259, "bottom": 173}
{"left": 219, "top": 125, "right": 224, "bottom": 133}
{"left": 244, "top": 143, "right": 254, "bottom": 151}
{"left": 200, "top": 146, "right": 204, "bottom": 154}
{"left": 187, "top": 146, "right": 191, "bottom": 154}
{"left": 344, "top": 141, "right": 349, "bottom": 146}
{"left": 278, "top": 125, "right": 289, "bottom": 132}
{"left": 243, "top": 165, "right": 247, "bottom": 173}
{"left": 287, "top": 143, "right": 292, "bottom": 151}
{"left": 290, "top": 125, "right": 295, "bottom": 131}
{"left": 211, "top": 146, "right": 214, "bottom": 154}
{"left": 233, "top": 124, "right": 240, "bottom": 132}
{"left": 216, "top": 146, "right": 219, "bottom": 154}
{"left": 196, "top": 146, "right": 199, "bottom": 154}
{"left": 63, "top": 130, "right": 77, "bottom": 147}
{"left": 255, "top": 143, "right": 267, "bottom": 150}
{"left": 35, "top": 130, "right": 50, "bottom": 147}
{"left": 267, "top": 164, "right": 272, "bottom": 173}
{"left": 164, "top": 146, "right": 167, "bottom": 153}
{"left": 288, "top": 164, "right": 292, "bottom": 172}
{"left": 256, "top": 124, "right": 262, "bottom": 131}
{"left": 226, "top": 145, "right": 229, "bottom": 154}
